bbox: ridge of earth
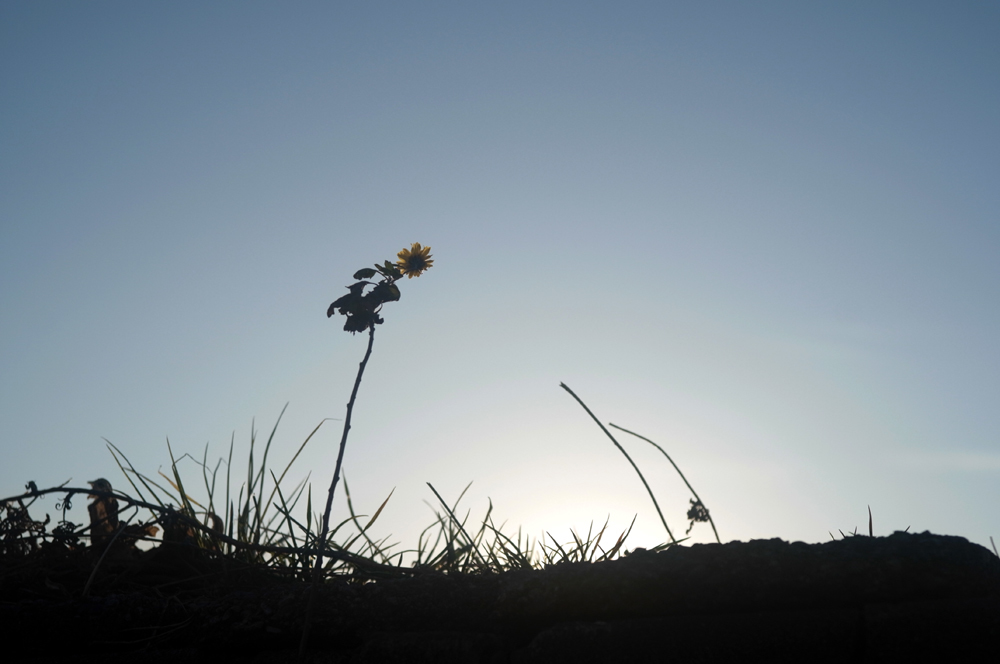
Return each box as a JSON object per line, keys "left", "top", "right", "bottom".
{"left": 4, "top": 530, "right": 999, "bottom": 662}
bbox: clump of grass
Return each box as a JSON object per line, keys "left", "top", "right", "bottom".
{"left": 829, "top": 505, "right": 910, "bottom": 540}
{"left": 102, "top": 405, "right": 349, "bottom": 577}
{"left": 3, "top": 380, "right": 724, "bottom": 579}
{"left": 1, "top": 387, "right": 690, "bottom": 582}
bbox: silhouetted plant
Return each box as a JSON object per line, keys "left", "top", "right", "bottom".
{"left": 315, "top": 242, "right": 433, "bottom": 576}
{"left": 302, "top": 243, "right": 434, "bottom": 655}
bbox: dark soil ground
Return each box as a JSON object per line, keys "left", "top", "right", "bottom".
{"left": 3, "top": 531, "right": 999, "bottom": 663}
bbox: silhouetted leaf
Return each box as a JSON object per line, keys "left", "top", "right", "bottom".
{"left": 353, "top": 268, "right": 377, "bottom": 280}
{"left": 377, "top": 260, "right": 402, "bottom": 278}
{"left": 329, "top": 282, "right": 371, "bottom": 318}
{"left": 344, "top": 316, "right": 368, "bottom": 333}
{"left": 687, "top": 500, "right": 709, "bottom": 522}
{"left": 342, "top": 309, "right": 383, "bottom": 334}
{"left": 368, "top": 282, "right": 401, "bottom": 305}
{"left": 329, "top": 293, "right": 355, "bottom": 313}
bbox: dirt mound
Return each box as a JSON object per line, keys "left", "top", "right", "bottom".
{"left": 4, "top": 531, "right": 998, "bottom": 662}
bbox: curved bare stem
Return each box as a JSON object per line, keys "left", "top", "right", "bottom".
{"left": 609, "top": 423, "right": 720, "bottom": 544}
{"left": 560, "top": 383, "right": 676, "bottom": 544}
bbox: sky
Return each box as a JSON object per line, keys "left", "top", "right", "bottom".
{"left": 2, "top": 1, "right": 998, "bottom": 559}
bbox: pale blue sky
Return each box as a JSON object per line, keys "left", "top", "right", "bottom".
{"left": 2, "top": 1, "right": 998, "bottom": 555}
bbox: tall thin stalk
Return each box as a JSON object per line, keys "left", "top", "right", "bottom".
{"left": 300, "top": 324, "right": 376, "bottom": 657}
{"left": 609, "top": 422, "right": 720, "bottom": 543}
{"left": 560, "top": 382, "right": 677, "bottom": 544}
{"left": 314, "top": 324, "right": 376, "bottom": 577}
{"left": 299, "top": 243, "right": 432, "bottom": 659}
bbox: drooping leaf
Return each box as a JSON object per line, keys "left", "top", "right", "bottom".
{"left": 382, "top": 260, "right": 402, "bottom": 278}
{"left": 328, "top": 292, "right": 356, "bottom": 314}
{"left": 368, "top": 282, "right": 401, "bottom": 305}
{"left": 353, "top": 267, "right": 377, "bottom": 280}
{"left": 343, "top": 315, "right": 370, "bottom": 334}
{"left": 328, "top": 280, "right": 372, "bottom": 318}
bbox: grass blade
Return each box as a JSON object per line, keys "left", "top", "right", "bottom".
{"left": 426, "top": 482, "right": 488, "bottom": 571}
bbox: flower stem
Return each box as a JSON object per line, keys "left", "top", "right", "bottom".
{"left": 300, "top": 324, "right": 376, "bottom": 657}
{"left": 315, "top": 324, "right": 377, "bottom": 571}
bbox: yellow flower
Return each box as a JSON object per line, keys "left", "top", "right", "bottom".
{"left": 396, "top": 242, "right": 433, "bottom": 278}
